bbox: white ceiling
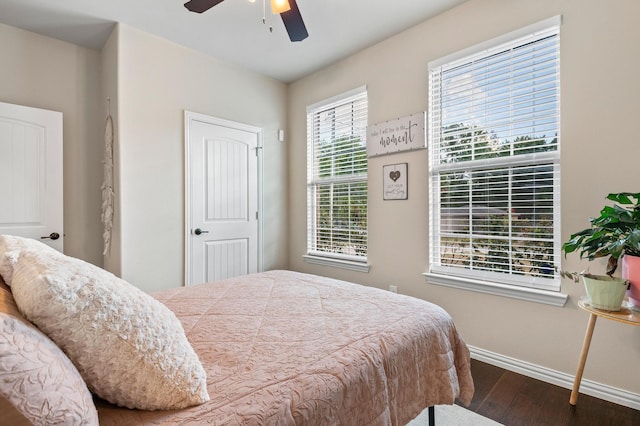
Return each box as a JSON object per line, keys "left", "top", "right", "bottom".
{"left": 0, "top": 0, "right": 468, "bottom": 83}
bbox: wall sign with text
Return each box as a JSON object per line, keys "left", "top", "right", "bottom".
{"left": 383, "top": 163, "right": 408, "bottom": 200}
{"left": 366, "top": 112, "right": 426, "bottom": 157}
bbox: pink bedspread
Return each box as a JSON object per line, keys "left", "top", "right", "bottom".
{"left": 97, "top": 270, "right": 473, "bottom": 425}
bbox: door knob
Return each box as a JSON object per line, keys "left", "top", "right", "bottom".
{"left": 194, "top": 228, "right": 209, "bottom": 236}
{"left": 41, "top": 232, "right": 60, "bottom": 240}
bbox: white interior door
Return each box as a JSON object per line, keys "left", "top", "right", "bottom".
{"left": 185, "top": 112, "right": 262, "bottom": 286}
{"left": 0, "top": 102, "right": 63, "bottom": 252}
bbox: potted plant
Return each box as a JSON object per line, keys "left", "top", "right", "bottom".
{"left": 558, "top": 270, "right": 628, "bottom": 311}
{"left": 561, "top": 192, "right": 640, "bottom": 311}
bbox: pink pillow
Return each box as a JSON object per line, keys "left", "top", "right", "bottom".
{"left": 0, "top": 282, "right": 98, "bottom": 425}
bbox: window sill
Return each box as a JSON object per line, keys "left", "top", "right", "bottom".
{"left": 423, "top": 272, "right": 568, "bottom": 307}
{"left": 303, "top": 254, "right": 370, "bottom": 273}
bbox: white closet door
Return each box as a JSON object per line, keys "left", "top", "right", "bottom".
{"left": 0, "top": 102, "right": 63, "bottom": 251}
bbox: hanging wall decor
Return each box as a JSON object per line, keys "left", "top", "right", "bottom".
{"left": 101, "top": 98, "right": 115, "bottom": 255}
{"left": 366, "top": 112, "right": 426, "bottom": 157}
{"left": 383, "top": 163, "right": 408, "bottom": 200}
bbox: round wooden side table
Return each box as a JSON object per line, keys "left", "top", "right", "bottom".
{"left": 569, "top": 297, "right": 640, "bottom": 405}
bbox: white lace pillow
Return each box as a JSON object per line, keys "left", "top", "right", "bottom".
{"left": 0, "top": 234, "right": 60, "bottom": 286}
{"left": 9, "top": 249, "right": 210, "bottom": 410}
{"left": 0, "top": 282, "right": 99, "bottom": 425}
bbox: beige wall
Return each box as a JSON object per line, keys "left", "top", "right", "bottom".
{"left": 114, "top": 24, "right": 288, "bottom": 292}
{"left": 288, "top": 0, "right": 640, "bottom": 396}
{"left": 0, "top": 23, "right": 103, "bottom": 267}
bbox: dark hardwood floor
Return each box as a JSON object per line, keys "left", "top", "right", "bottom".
{"left": 464, "top": 359, "right": 640, "bottom": 426}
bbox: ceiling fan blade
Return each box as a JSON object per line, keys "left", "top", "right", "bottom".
{"left": 184, "top": 0, "right": 225, "bottom": 14}
{"left": 280, "top": 0, "right": 308, "bottom": 42}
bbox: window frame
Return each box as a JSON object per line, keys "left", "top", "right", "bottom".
{"left": 425, "top": 17, "right": 567, "bottom": 306}
{"left": 304, "top": 86, "right": 370, "bottom": 272}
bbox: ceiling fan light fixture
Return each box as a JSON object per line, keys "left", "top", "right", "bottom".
{"left": 271, "top": 0, "right": 291, "bottom": 14}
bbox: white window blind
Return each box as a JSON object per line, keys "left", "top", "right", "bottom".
{"left": 428, "top": 18, "right": 561, "bottom": 291}
{"left": 307, "top": 87, "right": 368, "bottom": 262}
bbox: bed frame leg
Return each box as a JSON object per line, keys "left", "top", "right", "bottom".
{"left": 428, "top": 406, "right": 435, "bottom": 426}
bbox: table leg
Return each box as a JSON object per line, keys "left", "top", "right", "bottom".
{"left": 570, "top": 313, "right": 598, "bottom": 405}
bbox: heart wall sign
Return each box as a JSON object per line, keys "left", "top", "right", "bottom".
{"left": 383, "top": 163, "right": 408, "bottom": 200}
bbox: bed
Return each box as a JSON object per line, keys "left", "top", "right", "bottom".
{"left": 0, "top": 236, "right": 473, "bottom": 425}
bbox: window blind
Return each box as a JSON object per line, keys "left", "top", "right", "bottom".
{"left": 307, "top": 87, "right": 368, "bottom": 260}
{"left": 428, "top": 20, "right": 560, "bottom": 291}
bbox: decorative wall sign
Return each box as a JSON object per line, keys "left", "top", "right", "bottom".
{"left": 383, "top": 163, "right": 408, "bottom": 200}
{"left": 367, "top": 112, "right": 426, "bottom": 157}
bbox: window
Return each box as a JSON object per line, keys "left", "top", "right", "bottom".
{"left": 305, "top": 87, "right": 368, "bottom": 271}
{"left": 427, "top": 17, "right": 563, "bottom": 302}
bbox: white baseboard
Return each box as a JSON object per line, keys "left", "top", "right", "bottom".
{"left": 469, "top": 346, "right": 640, "bottom": 411}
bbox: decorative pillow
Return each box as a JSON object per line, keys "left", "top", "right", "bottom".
{"left": 0, "top": 280, "right": 99, "bottom": 425}
{"left": 9, "top": 250, "right": 210, "bottom": 410}
{"left": 0, "top": 234, "right": 60, "bottom": 286}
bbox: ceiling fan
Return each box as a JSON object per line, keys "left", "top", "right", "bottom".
{"left": 184, "top": 0, "right": 309, "bottom": 42}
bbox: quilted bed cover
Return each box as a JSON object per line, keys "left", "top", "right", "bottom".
{"left": 97, "top": 270, "right": 474, "bottom": 425}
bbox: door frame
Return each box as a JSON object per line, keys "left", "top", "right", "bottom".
{"left": 184, "top": 111, "right": 263, "bottom": 286}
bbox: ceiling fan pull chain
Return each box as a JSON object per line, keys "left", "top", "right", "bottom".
{"left": 261, "top": 0, "right": 273, "bottom": 33}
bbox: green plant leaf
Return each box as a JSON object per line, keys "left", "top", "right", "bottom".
{"left": 608, "top": 240, "right": 625, "bottom": 258}
{"left": 608, "top": 192, "right": 633, "bottom": 204}
{"left": 607, "top": 192, "right": 640, "bottom": 205}
{"left": 625, "top": 229, "right": 640, "bottom": 256}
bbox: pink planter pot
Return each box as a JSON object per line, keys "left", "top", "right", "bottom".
{"left": 621, "top": 254, "right": 640, "bottom": 308}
